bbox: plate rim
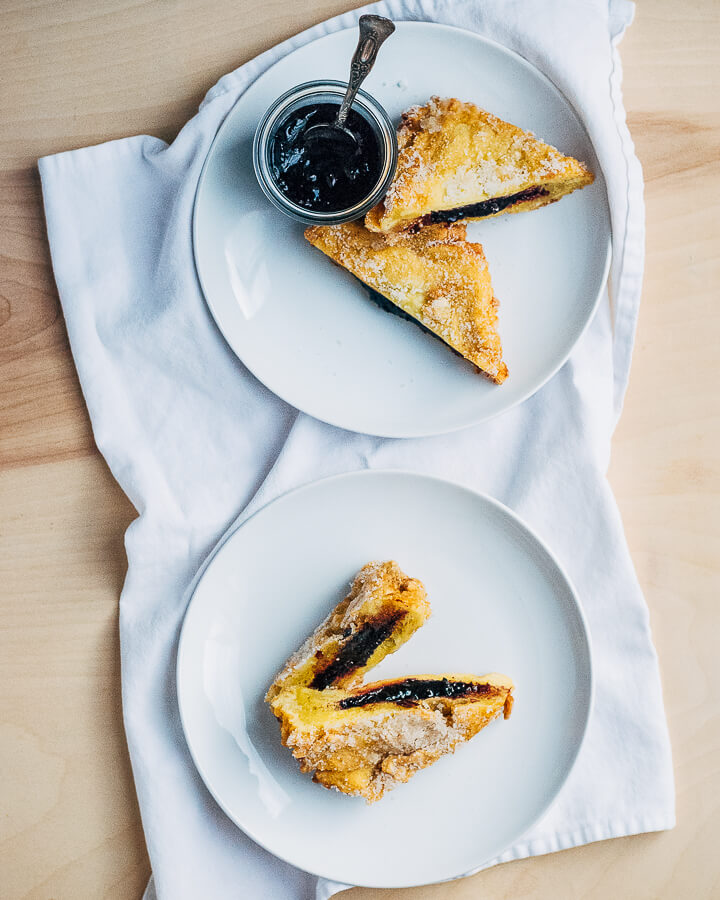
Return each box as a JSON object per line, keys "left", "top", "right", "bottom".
{"left": 191, "top": 20, "right": 612, "bottom": 439}
{"left": 176, "top": 468, "right": 595, "bottom": 888}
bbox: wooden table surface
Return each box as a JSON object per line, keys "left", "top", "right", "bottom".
{"left": 1, "top": 1, "right": 718, "bottom": 897}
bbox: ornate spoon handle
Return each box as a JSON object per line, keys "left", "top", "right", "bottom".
{"left": 335, "top": 15, "right": 395, "bottom": 129}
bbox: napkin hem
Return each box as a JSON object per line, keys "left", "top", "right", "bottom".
{"left": 607, "top": 0, "right": 645, "bottom": 420}
{"left": 487, "top": 812, "right": 675, "bottom": 865}
{"left": 316, "top": 813, "right": 676, "bottom": 898}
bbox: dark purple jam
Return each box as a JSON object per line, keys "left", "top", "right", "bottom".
{"left": 364, "top": 286, "right": 463, "bottom": 359}
{"left": 269, "top": 102, "right": 383, "bottom": 212}
{"left": 309, "top": 613, "right": 403, "bottom": 690}
{"left": 426, "top": 186, "right": 550, "bottom": 224}
{"left": 339, "top": 677, "right": 496, "bottom": 709}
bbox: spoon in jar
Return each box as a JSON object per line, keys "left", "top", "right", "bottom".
{"left": 304, "top": 15, "right": 395, "bottom": 153}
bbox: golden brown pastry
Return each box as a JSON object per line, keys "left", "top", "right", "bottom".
{"left": 365, "top": 97, "right": 594, "bottom": 233}
{"left": 270, "top": 673, "right": 514, "bottom": 803}
{"left": 266, "top": 561, "right": 430, "bottom": 703}
{"left": 267, "top": 561, "right": 514, "bottom": 803}
{"left": 304, "top": 221, "right": 508, "bottom": 384}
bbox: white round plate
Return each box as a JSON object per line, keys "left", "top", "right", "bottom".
{"left": 193, "top": 22, "right": 611, "bottom": 438}
{"left": 177, "top": 471, "right": 592, "bottom": 888}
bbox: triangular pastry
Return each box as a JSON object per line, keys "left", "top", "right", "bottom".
{"left": 267, "top": 561, "right": 514, "bottom": 802}
{"left": 270, "top": 674, "right": 513, "bottom": 803}
{"left": 365, "top": 97, "right": 594, "bottom": 233}
{"left": 266, "top": 561, "right": 430, "bottom": 702}
{"left": 305, "top": 221, "right": 508, "bottom": 384}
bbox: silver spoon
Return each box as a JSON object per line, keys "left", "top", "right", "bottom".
{"left": 305, "top": 15, "right": 395, "bottom": 151}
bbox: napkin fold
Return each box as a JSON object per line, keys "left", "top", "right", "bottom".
{"left": 39, "top": 1, "right": 674, "bottom": 898}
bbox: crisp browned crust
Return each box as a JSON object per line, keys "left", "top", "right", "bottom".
{"left": 266, "top": 561, "right": 430, "bottom": 702}
{"left": 270, "top": 673, "right": 513, "bottom": 803}
{"left": 304, "top": 220, "right": 508, "bottom": 384}
{"left": 266, "top": 561, "right": 514, "bottom": 803}
{"left": 365, "top": 97, "right": 594, "bottom": 233}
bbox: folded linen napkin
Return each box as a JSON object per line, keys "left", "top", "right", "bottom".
{"left": 39, "top": 1, "right": 674, "bottom": 897}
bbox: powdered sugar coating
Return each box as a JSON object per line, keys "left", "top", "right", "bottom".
{"left": 266, "top": 561, "right": 429, "bottom": 701}
{"left": 305, "top": 221, "right": 508, "bottom": 383}
{"left": 366, "top": 96, "right": 593, "bottom": 233}
{"left": 275, "top": 673, "right": 513, "bottom": 802}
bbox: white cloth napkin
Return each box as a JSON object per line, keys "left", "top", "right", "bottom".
{"left": 39, "top": 1, "right": 674, "bottom": 897}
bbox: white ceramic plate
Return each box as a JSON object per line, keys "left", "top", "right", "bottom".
{"left": 193, "top": 22, "right": 611, "bottom": 438}
{"left": 177, "top": 471, "right": 592, "bottom": 887}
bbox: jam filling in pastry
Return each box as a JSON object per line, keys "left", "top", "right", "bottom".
{"left": 304, "top": 221, "right": 508, "bottom": 384}
{"left": 266, "top": 561, "right": 430, "bottom": 703}
{"left": 270, "top": 672, "right": 513, "bottom": 804}
{"left": 365, "top": 97, "right": 594, "bottom": 234}
{"left": 267, "top": 561, "right": 514, "bottom": 803}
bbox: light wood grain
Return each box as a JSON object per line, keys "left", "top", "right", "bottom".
{"left": 1, "top": 1, "right": 718, "bottom": 898}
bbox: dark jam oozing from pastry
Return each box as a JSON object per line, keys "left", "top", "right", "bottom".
{"left": 309, "top": 613, "right": 404, "bottom": 690}
{"left": 339, "top": 677, "right": 498, "bottom": 709}
{"left": 269, "top": 102, "right": 383, "bottom": 212}
{"left": 426, "top": 186, "right": 550, "bottom": 224}
{"left": 363, "top": 286, "right": 463, "bottom": 359}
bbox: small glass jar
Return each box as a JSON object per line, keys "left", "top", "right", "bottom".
{"left": 253, "top": 80, "right": 397, "bottom": 226}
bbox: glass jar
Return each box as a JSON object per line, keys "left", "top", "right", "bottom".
{"left": 253, "top": 80, "right": 397, "bottom": 225}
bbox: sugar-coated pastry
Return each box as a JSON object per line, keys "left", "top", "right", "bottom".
{"left": 305, "top": 221, "right": 508, "bottom": 384}
{"left": 365, "top": 97, "right": 594, "bottom": 233}
{"left": 267, "top": 561, "right": 514, "bottom": 802}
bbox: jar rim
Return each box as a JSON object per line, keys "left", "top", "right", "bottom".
{"left": 252, "top": 80, "right": 398, "bottom": 226}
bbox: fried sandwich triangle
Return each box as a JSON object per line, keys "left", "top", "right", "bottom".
{"left": 266, "top": 561, "right": 514, "bottom": 802}
{"left": 305, "top": 221, "right": 508, "bottom": 384}
{"left": 365, "top": 97, "right": 594, "bottom": 233}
